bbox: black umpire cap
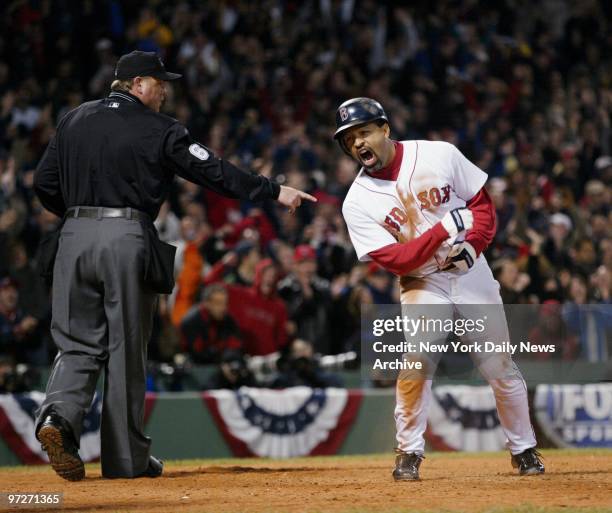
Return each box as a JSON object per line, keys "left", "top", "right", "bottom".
{"left": 115, "top": 51, "right": 182, "bottom": 81}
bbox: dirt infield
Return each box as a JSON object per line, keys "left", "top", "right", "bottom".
{"left": 0, "top": 450, "right": 610, "bottom": 513}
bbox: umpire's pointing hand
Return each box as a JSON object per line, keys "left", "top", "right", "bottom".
{"left": 277, "top": 185, "right": 317, "bottom": 213}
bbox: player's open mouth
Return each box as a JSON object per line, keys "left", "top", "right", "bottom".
{"left": 358, "top": 148, "right": 377, "bottom": 167}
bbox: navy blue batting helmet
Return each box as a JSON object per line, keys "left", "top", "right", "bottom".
{"left": 333, "top": 97, "right": 389, "bottom": 153}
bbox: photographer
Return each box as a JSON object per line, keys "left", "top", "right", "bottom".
{"left": 272, "top": 339, "right": 343, "bottom": 389}
{"left": 0, "top": 357, "right": 40, "bottom": 393}
{"left": 206, "top": 348, "right": 257, "bottom": 390}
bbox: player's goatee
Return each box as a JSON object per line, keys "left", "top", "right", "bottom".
{"left": 363, "top": 153, "right": 383, "bottom": 171}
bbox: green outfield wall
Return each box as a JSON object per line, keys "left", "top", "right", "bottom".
{"left": 1, "top": 360, "right": 609, "bottom": 466}
{"left": 0, "top": 390, "right": 398, "bottom": 466}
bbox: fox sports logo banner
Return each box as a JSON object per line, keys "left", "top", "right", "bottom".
{"left": 534, "top": 384, "right": 612, "bottom": 448}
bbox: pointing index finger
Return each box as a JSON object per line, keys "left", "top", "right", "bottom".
{"left": 299, "top": 192, "right": 318, "bottom": 202}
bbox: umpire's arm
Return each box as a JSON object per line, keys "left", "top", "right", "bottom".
{"left": 34, "top": 134, "right": 66, "bottom": 217}
{"left": 161, "top": 123, "right": 280, "bottom": 202}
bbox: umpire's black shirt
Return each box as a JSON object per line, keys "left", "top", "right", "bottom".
{"left": 34, "top": 90, "right": 280, "bottom": 218}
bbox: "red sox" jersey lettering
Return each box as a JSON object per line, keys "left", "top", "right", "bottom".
{"left": 384, "top": 207, "right": 408, "bottom": 233}
{"left": 417, "top": 185, "right": 451, "bottom": 210}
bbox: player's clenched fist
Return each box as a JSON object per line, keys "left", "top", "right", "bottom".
{"left": 277, "top": 185, "right": 317, "bottom": 213}
{"left": 440, "top": 207, "right": 473, "bottom": 238}
{"left": 441, "top": 241, "right": 477, "bottom": 274}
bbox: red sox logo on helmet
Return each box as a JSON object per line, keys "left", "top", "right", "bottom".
{"left": 339, "top": 107, "right": 349, "bottom": 121}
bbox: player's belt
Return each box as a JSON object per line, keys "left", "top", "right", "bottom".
{"left": 66, "top": 206, "right": 149, "bottom": 222}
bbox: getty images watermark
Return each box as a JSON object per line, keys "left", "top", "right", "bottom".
{"left": 372, "top": 315, "right": 556, "bottom": 365}
{"left": 360, "top": 303, "right": 611, "bottom": 382}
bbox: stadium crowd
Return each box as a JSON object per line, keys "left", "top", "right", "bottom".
{"left": 0, "top": 0, "right": 610, "bottom": 390}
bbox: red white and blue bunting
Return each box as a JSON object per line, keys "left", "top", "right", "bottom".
{"left": 0, "top": 392, "right": 157, "bottom": 464}
{"left": 0, "top": 392, "right": 102, "bottom": 464}
{"left": 203, "top": 387, "right": 362, "bottom": 458}
{"left": 426, "top": 385, "right": 507, "bottom": 452}
{"left": 4, "top": 384, "right": 608, "bottom": 464}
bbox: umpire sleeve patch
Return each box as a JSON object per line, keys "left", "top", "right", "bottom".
{"left": 189, "top": 143, "right": 210, "bottom": 160}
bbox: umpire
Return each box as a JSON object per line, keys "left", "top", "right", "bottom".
{"left": 33, "top": 50, "right": 315, "bottom": 481}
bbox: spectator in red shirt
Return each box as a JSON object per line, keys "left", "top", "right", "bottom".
{"left": 225, "top": 259, "right": 288, "bottom": 356}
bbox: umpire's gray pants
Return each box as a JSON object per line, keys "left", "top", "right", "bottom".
{"left": 36, "top": 215, "right": 157, "bottom": 478}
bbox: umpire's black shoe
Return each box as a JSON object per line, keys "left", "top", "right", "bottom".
{"left": 36, "top": 413, "right": 85, "bottom": 482}
{"left": 137, "top": 456, "right": 163, "bottom": 478}
{"left": 511, "top": 448, "right": 545, "bottom": 476}
{"left": 392, "top": 451, "right": 424, "bottom": 481}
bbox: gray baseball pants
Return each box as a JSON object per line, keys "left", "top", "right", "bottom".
{"left": 36, "top": 214, "right": 157, "bottom": 477}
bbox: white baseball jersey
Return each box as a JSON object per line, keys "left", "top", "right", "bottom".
{"left": 342, "top": 140, "right": 487, "bottom": 277}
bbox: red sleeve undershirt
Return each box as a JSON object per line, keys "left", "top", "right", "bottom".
{"left": 368, "top": 223, "right": 449, "bottom": 276}
{"left": 464, "top": 188, "right": 496, "bottom": 256}
{"left": 367, "top": 188, "right": 496, "bottom": 276}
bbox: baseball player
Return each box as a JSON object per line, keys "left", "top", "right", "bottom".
{"left": 335, "top": 98, "right": 544, "bottom": 480}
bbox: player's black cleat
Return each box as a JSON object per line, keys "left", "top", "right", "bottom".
{"left": 37, "top": 413, "right": 85, "bottom": 482}
{"left": 511, "top": 448, "right": 545, "bottom": 476}
{"left": 137, "top": 455, "right": 164, "bottom": 478}
{"left": 392, "top": 451, "right": 424, "bottom": 481}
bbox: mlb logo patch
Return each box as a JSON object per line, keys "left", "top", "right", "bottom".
{"left": 339, "top": 107, "right": 349, "bottom": 121}
{"left": 109, "top": 102, "right": 120, "bottom": 108}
